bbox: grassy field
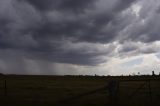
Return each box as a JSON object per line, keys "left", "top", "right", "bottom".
{"left": 0, "top": 75, "right": 160, "bottom": 106}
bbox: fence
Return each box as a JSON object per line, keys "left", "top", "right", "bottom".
{"left": 56, "top": 79, "right": 156, "bottom": 106}
{"left": 1, "top": 75, "right": 160, "bottom": 106}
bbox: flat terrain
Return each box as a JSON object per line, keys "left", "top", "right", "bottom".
{"left": 0, "top": 75, "right": 160, "bottom": 106}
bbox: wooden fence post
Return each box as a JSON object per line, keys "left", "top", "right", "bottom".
{"left": 108, "top": 80, "right": 119, "bottom": 106}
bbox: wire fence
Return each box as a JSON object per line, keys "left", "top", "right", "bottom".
{"left": 1, "top": 75, "right": 160, "bottom": 106}
{"left": 56, "top": 79, "right": 156, "bottom": 106}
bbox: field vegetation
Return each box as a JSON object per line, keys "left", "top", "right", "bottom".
{"left": 0, "top": 75, "right": 160, "bottom": 106}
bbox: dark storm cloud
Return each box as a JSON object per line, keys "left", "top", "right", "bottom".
{"left": 26, "top": 41, "right": 114, "bottom": 66}
{"left": 25, "top": 0, "right": 95, "bottom": 13}
{"left": 28, "top": 0, "right": 137, "bottom": 44}
{"left": 0, "top": 0, "right": 160, "bottom": 72}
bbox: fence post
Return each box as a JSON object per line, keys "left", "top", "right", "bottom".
{"left": 108, "top": 80, "right": 119, "bottom": 106}
{"left": 4, "top": 75, "right": 7, "bottom": 97}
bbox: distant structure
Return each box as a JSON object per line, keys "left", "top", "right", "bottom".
{"left": 152, "top": 71, "right": 155, "bottom": 76}
{"left": 138, "top": 72, "right": 140, "bottom": 76}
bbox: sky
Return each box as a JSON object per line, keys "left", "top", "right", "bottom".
{"left": 0, "top": 0, "right": 160, "bottom": 75}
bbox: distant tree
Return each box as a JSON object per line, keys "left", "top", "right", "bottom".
{"left": 0, "top": 73, "right": 4, "bottom": 76}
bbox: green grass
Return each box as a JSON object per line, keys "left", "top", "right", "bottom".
{"left": 0, "top": 75, "right": 160, "bottom": 106}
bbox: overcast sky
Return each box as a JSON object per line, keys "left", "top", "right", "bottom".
{"left": 0, "top": 0, "right": 160, "bottom": 75}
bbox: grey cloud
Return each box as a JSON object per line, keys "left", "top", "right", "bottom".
{"left": 0, "top": 0, "right": 160, "bottom": 72}
{"left": 29, "top": 0, "right": 137, "bottom": 43}
{"left": 119, "top": 0, "right": 160, "bottom": 43}
{"left": 118, "top": 42, "right": 139, "bottom": 53}
{"left": 0, "top": 49, "right": 59, "bottom": 75}
{"left": 118, "top": 41, "right": 160, "bottom": 57}
{"left": 24, "top": 0, "right": 95, "bottom": 13}
{"left": 26, "top": 41, "right": 113, "bottom": 66}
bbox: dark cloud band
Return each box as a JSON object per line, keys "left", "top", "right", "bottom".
{"left": 0, "top": 0, "right": 159, "bottom": 68}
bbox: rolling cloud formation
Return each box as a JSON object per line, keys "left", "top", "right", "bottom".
{"left": 0, "top": 0, "right": 160, "bottom": 75}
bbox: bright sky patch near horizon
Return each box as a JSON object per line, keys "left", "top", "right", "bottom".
{"left": 0, "top": 0, "right": 160, "bottom": 75}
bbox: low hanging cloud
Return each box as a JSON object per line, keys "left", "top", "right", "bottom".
{"left": 0, "top": 0, "right": 160, "bottom": 75}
